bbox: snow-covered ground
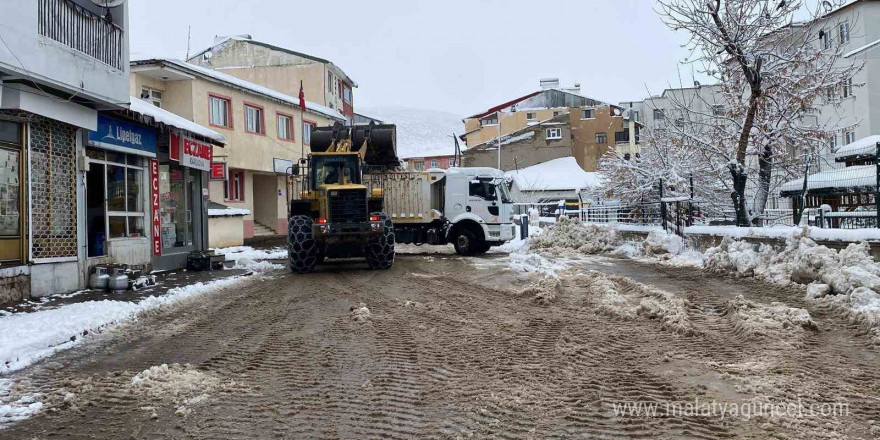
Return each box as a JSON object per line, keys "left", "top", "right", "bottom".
{"left": 0, "top": 245, "right": 290, "bottom": 425}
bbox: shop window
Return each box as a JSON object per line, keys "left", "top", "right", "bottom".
{"left": 87, "top": 150, "right": 148, "bottom": 256}
{"left": 226, "top": 169, "right": 245, "bottom": 202}
{"left": 209, "top": 94, "right": 232, "bottom": 128}
{"left": 159, "top": 164, "right": 195, "bottom": 249}
{"left": 277, "top": 113, "right": 293, "bottom": 141}
{"left": 303, "top": 121, "right": 316, "bottom": 145}
{"left": 244, "top": 103, "right": 265, "bottom": 134}
{"left": 0, "top": 120, "right": 23, "bottom": 264}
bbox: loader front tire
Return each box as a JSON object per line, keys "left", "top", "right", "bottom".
{"left": 366, "top": 213, "right": 395, "bottom": 270}
{"left": 288, "top": 215, "right": 318, "bottom": 274}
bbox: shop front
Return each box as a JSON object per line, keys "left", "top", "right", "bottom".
{"left": 85, "top": 114, "right": 156, "bottom": 273}
{"left": 151, "top": 132, "right": 212, "bottom": 271}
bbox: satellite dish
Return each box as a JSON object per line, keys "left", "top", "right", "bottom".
{"left": 203, "top": 51, "right": 213, "bottom": 61}
{"left": 613, "top": 107, "right": 622, "bottom": 116}
{"left": 89, "top": 0, "right": 126, "bottom": 7}
{"left": 821, "top": 0, "right": 833, "bottom": 12}
{"left": 694, "top": 80, "right": 702, "bottom": 88}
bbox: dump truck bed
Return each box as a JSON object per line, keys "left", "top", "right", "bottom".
{"left": 364, "top": 171, "right": 443, "bottom": 225}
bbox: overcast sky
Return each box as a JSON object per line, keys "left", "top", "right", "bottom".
{"left": 130, "top": 0, "right": 710, "bottom": 116}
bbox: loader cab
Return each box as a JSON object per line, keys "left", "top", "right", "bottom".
{"left": 310, "top": 153, "right": 362, "bottom": 188}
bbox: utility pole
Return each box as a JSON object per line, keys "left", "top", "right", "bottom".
{"left": 496, "top": 110, "right": 502, "bottom": 170}
{"left": 185, "top": 25, "right": 192, "bottom": 60}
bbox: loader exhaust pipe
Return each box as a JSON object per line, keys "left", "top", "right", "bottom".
{"left": 310, "top": 122, "right": 399, "bottom": 167}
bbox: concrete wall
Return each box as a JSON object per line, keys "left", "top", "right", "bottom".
{"left": 0, "top": 0, "right": 129, "bottom": 108}
{"left": 208, "top": 216, "right": 245, "bottom": 248}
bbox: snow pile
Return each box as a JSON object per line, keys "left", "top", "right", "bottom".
{"left": 207, "top": 208, "right": 251, "bottom": 217}
{"left": 130, "top": 363, "right": 222, "bottom": 417}
{"left": 530, "top": 217, "right": 620, "bottom": 255}
{"left": 350, "top": 303, "right": 372, "bottom": 322}
{"left": 521, "top": 276, "right": 562, "bottom": 306}
{"left": 642, "top": 230, "right": 684, "bottom": 256}
{"left": 507, "top": 251, "right": 567, "bottom": 276}
{"left": 0, "top": 378, "right": 42, "bottom": 428}
{"left": 583, "top": 271, "right": 636, "bottom": 319}
{"left": 213, "top": 246, "right": 286, "bottom": 262}
{"left": 703, "top": 236, "right": 768, "bottom": 276}
{"left": 0, "top": 275, "right": 252, "bottom": 373}
{"left": 724, "top": 295, "right": 817, "bottom": 346}
{"left": 231, "top": 257, "right": 283, "bottom": 273}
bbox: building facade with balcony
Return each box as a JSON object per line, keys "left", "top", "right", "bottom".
{"left": 0, "top": 0, "right": 129, "bottom": 302}
{"left": 187, "top": 36, "right": 358, "bottom": 124}
{"left": 130, "top": 59, "right": 344, "bottom": 242}
{"left": 462, "top": 79, "right": 637, "bottom": 172}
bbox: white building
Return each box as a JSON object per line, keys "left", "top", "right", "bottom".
{"left": 1, "top": 0, "right": 130, "bottom": 302}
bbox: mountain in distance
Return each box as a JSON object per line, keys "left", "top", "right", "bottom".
{"left": 357, "top": 106, "right": 465, "bottom": 159}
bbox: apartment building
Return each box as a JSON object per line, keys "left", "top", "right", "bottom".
{"left": 187, "top": 36, "right": 357, "bottom": 123}
{"left": 130, "top": 58, "right": 344, "bottom": 241}
{"left": 1, "top": 0, "right": 129, "bottom": 301}
{"left": 403, "top": 154, "right": 458, "bottom": 171}
{"left": 464, "top": 114, "right": 572, "bottom": 171}
{"left": 462, "top": 79, "right": 639, "bottom": 172}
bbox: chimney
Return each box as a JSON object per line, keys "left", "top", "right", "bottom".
{"left": 540, "top": 78, "right": 560, "bottom": 90}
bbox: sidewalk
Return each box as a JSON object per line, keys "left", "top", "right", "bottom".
{"left": 0, "top": 246, "right": 287, "bottom": 374}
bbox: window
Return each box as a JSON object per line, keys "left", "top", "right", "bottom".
{"left": 0, "top": 121, "right": 23, "bottom": 263}
{"left": 86, "top": 150, "right": 146, "bottom": 247}
{"left": 821, "top": 28, "right": 832, "bottom": 49}
{"left": 845, "top": 130, "right": 856, "bottom": 145}
{"left": 595, "top": 132, "right": 607, "bottom": 144}
{"left": 526, "top": 112, "right": 537, "bottom": 120}
{"left": 277, "top": 113, "right": 293, "bottom": 141}
{"left": 827, "top": 86, "right": 837, "bottom": 101}
{"left": 546, "top": 128, "right": 562, "bottom": 140}
{"left": 328, "top": 72, "right": 333, "bottom": 92}
{"left": 141, "top": 88, "right": 162, "bottom": 108}
{"left": 481, "top": 115, "right": 498, "bottom": 126}
{"left": 653, "top": 109, "right": 665, "bottom": 120}
{"left": 244, "top": 103, "right": 265, "bottom": 134}
{"left": 209, "top": 94, "right": 232, "bottom": 128}
{"left": 430, "top": 159, "right": 438, "bottom": 168}
{"left": 632, "top": 110, "right": 640, "bottom": 122}
{"left": 842, "top": 78, "right": 854, "bottom": 98}
{"left": 225, "top": 169, "right": 245, "bottom": 201}
{"left": 343, "top": 86, "right": 352, "bottom": 105}
{"left": 581, "top": 108, "right": 595, "bottom": 119}
{"left": 449, "top": 158, "right": 456, "bottom": 167}
{"left": 303, "top": 121, "right": 316, "bottom": 145}
{"left": 553, "top": 111, "right": 562, "bottom": 117}
{"left": 414, "top": 161, "right": 424, "bottom": 171}
{"left": 839, "top": 22, "right": 850, "bottom": 45}
{"left": 829, "top": 133, "right": 838, "bottom": 151}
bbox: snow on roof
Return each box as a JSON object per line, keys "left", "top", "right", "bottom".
{"left": 447, "top": 167, "right": 505, "bottom": 179}
{"left": 358, "top": 106, "right": 464, "bottom": 159}
{"left": 506, "top": 157, "right": 600, "bottom": 192}
{"left": 129, "top": 97, "right": 226, "bottom": 145}
{"left": 780, "top": 164, "right": 875, "bottom": 193}
{"left": 844, "top": 37, "right": 880, "bottom": 58}
{"left": 834, "top": 135, "right": 880, "bottom": 160}
{"left": 135, "top": 59, "right": 345, "bottom": 121}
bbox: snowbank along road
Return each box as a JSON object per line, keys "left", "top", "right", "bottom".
{"left": 1, "top": 249, "right": 879, "bottom": 439}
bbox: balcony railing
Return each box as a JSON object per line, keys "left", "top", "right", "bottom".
{"left": 38, "top": 0, "right": 124, "bottom": 70}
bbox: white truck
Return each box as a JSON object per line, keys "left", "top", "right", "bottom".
{"left": 365, "top": 167, "right": 516, "bottom": 255}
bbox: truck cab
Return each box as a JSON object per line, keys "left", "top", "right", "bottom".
{"left": 442, "top": 167, "right": 516, "bottom": 253}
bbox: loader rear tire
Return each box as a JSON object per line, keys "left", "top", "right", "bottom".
{"left": 366, "top": 213, "right": 395, "bottom": 270}
{"left": 288, "top": 215, "right": 318, "bottom": 274}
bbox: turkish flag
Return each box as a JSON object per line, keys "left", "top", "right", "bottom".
{"left": 299, "top": 80, "right": 307, "bottom": 112}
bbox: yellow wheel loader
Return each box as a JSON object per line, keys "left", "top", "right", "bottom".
{"left": 287, "top": 123, "right": 398, "bottom": 273}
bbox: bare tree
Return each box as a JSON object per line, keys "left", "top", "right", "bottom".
{"left": 653, "top": 0, "right": 863, "bottom": 225}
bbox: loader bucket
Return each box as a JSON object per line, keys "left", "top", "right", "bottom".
{"left": 310, "top": 123, "right": 399, "bottom": 166}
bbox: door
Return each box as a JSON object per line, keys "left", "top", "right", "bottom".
{"left": 0, "top": 121, "right": 24, "bottom": 264}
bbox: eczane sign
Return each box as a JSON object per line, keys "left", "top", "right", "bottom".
{"left": 181, "top": 136, "right": 212, "bottom": 171}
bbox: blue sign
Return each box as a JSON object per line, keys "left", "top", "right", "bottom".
{"left": 88, "top": 115, "right": 157, "bottom": 157}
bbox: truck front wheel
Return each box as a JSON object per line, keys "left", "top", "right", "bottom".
{"left": 453, "top": 229, "right": 482, "bottom": 256}
{"left": 288, "top": 215, "right": 318, "bottom": 274}
{"left": 366, "top": 213, "right": 395, "bottom": 270}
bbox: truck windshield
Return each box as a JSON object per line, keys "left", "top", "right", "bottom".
{"left": 469, "top": 177, "right": 512, "bottom": 203}
{"left": 311, "top": 155, "right": 361, "bottom": 188}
